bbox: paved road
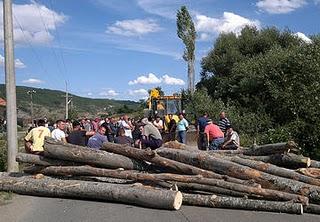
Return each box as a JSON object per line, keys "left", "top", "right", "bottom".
{"left": 0, "top": 195, "right": 319, "bottom": 222}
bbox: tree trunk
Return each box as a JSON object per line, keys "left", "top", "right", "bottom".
{"left": 16, "top": 153, "right": 80, "bottom": 166}
{"left": 156, "top": 148, "right": 320, "bottom": 203}
{"left": 304, "top": 204, "right": 320, "bottom": 215}
{"left": 40, "top": 165, "right": 309, "bottom": 204}
{"left": 43, "top": 137, "right": 146, "bottom": 170}
{"left": 238, "top": 153, "right": 311, "bottom": 169}
{"left": 101, "top": 143, "right": 246, "bottom": 185}
{"left": 296, "top": 168, "right": 320, "bottom": 179}
{"left": 0, "top": 172, "right": 182, "bottom": 210}
{"left": 183, "top": 194, "right": 303, "bottom": 215}
{"left": 223, "top": 155, "right": 320, "bottom": 186}
{"left": 310, "top": 160, "right": 320, "bottom": 168}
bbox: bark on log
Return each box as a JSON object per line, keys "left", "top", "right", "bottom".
{"left": 101, "top": 143, "right": 247, "bottom": 185}
{"left": 310, "top": 160, "right": 320, "bottom": 168}
{"left": 239, "top": 153, "right": 311, "bottom": 169}
{"left": 156, "top": 148, "right": 320, "bottom": 203}
{"left": 40, "top": 165, "right": 309, "bottom": 204}
{"left": 222, "top": 155, "right": 320, "bottom": 187}
{"left": 0, "top": 172, "right": 182, "bottom": 210}
{"left": 44, "top": 137, "right": 146, "bottom": 170}
{"left": 183, "top": 193, "right": 303, "bottom": 215}
{"left": 208, "top": 141, "right": 299, "bottom": 156}
{"left": 304, "top": 204, "right": 320, "bottom": 215}
{"left": 17, "top": 153, "right": 80, "bottom": 166}
{"left": 296, "top": 168, "right": 320, "bottom": 179}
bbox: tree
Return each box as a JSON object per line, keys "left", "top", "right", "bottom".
{"left": 177, "top": 6, "right": 196, "bottom": 93}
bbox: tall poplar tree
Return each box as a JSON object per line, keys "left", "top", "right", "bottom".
{"left": 177, "top": 6, "right": 196, "bottom": 93}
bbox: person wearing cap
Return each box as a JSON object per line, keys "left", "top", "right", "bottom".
{"left": 67, "top": 120, "right": 95, "bottom": 146}
{"left": 197, "top": 112, "right": 208, "bottom": 150}
{"left": 221, "top": 125, "right": 240, "bottom": 150}
{"left": 140, "top": 118, "right": 163, "bottom": 149}
{"left": 204, "top": 119, "right": 224, "bottom": 150}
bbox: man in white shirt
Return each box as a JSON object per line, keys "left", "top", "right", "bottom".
{"left": 221, "top": 125, "right": 240, "bottom": 150}
{"left": 153, "top": 116, "right": 163, "bottom": 133}
{"left": 120, "top": 115, "right": 133, "bottom": 138}
{"left": 52, "top": 120, "right": 67, "bottom": 143}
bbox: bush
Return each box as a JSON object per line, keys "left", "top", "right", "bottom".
{"left": 0, "top": 139, "right": 7, "bottom": 171}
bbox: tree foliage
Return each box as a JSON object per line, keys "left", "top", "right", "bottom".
{"left": 197, "top": 26, "right": 320, "bottom": 158}
{"left": 177, "top": 6, "right": 196, "bottom": 92}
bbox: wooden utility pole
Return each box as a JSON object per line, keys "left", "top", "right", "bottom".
{"left": 65, "top": 81, "right": 68, "bottom": 119}
{"left": 3, "top": 0, "right": 19, "bottom": 172}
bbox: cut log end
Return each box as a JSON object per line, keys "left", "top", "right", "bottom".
{"left": 173, "top": 191, "right": 183, "bottom": 210}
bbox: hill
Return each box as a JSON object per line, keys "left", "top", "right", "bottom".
{"left": 0, "top": 84, "right": 140, "bottom": 121}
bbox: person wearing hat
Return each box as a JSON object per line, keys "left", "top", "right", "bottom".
{"left": 204, "top": 118, "right": 224, "bottom": 150}
{"left": 140, "top": 118, "right": 163, "bottom": 149}
{"left": 221, "top": 125, "right": 240, "bottom": 150}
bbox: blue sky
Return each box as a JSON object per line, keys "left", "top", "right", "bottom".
{"left": 0, "top": 0, "right": 319, "bottom": 101}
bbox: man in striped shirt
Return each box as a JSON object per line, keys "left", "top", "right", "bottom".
{"left": 218, "top": 111, "right": 230, "bottom": 134}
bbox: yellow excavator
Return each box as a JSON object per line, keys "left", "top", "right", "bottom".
{"left": 144, "top": 88, "right": 182, "bottom": 130}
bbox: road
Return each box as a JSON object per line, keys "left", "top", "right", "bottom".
{"left": 0, "top": 195, "right": 319, "bottom": 222}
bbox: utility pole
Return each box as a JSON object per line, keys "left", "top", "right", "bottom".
{"left": 27, "top": 90, "right": 36, "bottom": 126}
{"left": 64, "top": 81, "right": 72, "bottom": 119}
{"left": 3, "top": 0, "right": 19, "bottom": 172}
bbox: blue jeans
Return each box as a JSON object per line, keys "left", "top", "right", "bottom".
{"left": 178, "top": 130, "right": 187, "bottom": 144}
{"left": 209, "top": 137, "right": 224, "bottom": 150}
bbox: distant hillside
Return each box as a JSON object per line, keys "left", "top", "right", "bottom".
{"left": 0, "top": 84, "right": 140, "bottom": 121}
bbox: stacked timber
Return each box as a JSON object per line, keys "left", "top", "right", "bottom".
{"left": 2, "top": 137, "right": 320, "bottom": 215}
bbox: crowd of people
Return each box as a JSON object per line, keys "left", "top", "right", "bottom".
{"left": 24, "top": 111, "right": 240, "bottom": 155}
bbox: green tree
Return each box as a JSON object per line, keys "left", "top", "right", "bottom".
{"left": 177, "top": 6, "right": 196, "bottom": 93}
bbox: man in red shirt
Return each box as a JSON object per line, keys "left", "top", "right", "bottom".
{"left": 204, "top": 119, "right": 224, "bottom": 150}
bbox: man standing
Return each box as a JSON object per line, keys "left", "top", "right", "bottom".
{"left": 204, "top": 119, "right": 224, "bottom": 150}
{"left": 24, "top": 119, "right": 51, "bottom": 154}
{"left": 87, "top": 126, "right": 108, "bottom": 149}
{"left": 52, "top": 120, "right": 67, "bottom": 143}
{"left": 177, "top": 113, "right": 189, "bottom": 144}
{"left": 218, "top": 111, "right": 231, "bottom": 135}
{"left": 67, "top": 120, "right": 95, "bottom": 146}
{"left": 140, "top": 118, "right": 163, "bottom": 149}
{"left": 221, "top": 125, "right": 240, "bottom": 150}
{"left": 120, "top": 115, "right": 133, "bottom": 138}
{"left": 167, "top": 114, "right": 177, "bottom": 141}
{"left": 197, "top": 112, "right": 208, "bottom": 150}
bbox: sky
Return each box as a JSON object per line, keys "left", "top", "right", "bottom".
{"left": 0, "top": 0, "right": 319, "bottom": 101}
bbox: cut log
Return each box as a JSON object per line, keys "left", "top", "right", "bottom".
{"left": 16, "top": 153, "right": 80, "bottom": 166}
{"left": 296, "top": 168, "right": 320, "bottom": 179}
{"left": 238, "top": 153, "right": 311, "bottom": 169}
{"left": 208, "top": 141, "right": 299, "bottom": 156}
{"left": 101, "top": 143, "right": 248, "bottom": 185}
{"left": 222, "top": 155, "right": 320, "bottom": 186}
{"left": 156, "top": 148, "right": 320, "bottom": 203}
{"left": 304, "top": 204, "right": 320, "bottom": 215}
{"left": 183, "top": 193, "right": 303, "bottom": 215}
{"left": 0, "top": 172, "right": 182, "bottom": 210}
{"left": 40, "top": 165, "right": 309, "bottom": 204}
{"left": 43, "top": 137, "right": 146, "bottom": 170}
{"left": 310, "top": 160, "right": 320, "bottom": 168}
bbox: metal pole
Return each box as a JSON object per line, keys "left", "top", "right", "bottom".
{"left": 65, "top": 81, "right": 68, "bottom": 119}
{"left": 3, "top": 0, "right": 19, "bottom": 172}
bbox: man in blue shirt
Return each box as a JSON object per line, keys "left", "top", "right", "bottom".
{"left": 87, "top": 126, "right": 108, "bottom": 149}
{"left": 197, "top": 112, "right": 208, "bottom": 150}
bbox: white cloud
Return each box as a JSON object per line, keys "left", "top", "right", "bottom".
{"left": 129, "top": 73, "right": 185, "bottom": 86}
{"left": 294, "top": 32, "right": 312, "bottom": 43}
{"left": 162, "top": 75, "right": 185, "bottom": 85}
{"left": 22, "top": 78, "right": 44, "bottom": 84}
{"left": 0, "top": 2, "right": 67, "bottom": 45}
{"left": 99, "top": 89, "right": 119, "bottom": 97}
{"left": 195, "top": 12, "right": 260, "bottom": 40}
{"left": 256, "top": 0, "right": 306, "bottom": 14}
{"left": 128, "top": 88, "right": 149, "bottom": 96}
{"left": 87, "top": 92, "right": 93, "bottom": 96}
{"left": 129, "top": 73, "right": 162, "bottom": 85}
{"left": 137, "top": 0, "right": 185, "bottom": 19}
{"left": 0, "top": 54, "right": 26, "bottom": 68}
{"left": 106, "top": 19, "right": 161, "bottom": 36}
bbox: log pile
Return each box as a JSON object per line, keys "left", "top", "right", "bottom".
{"left": 2, "top": 137, "right": 320, "bottom": 215}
